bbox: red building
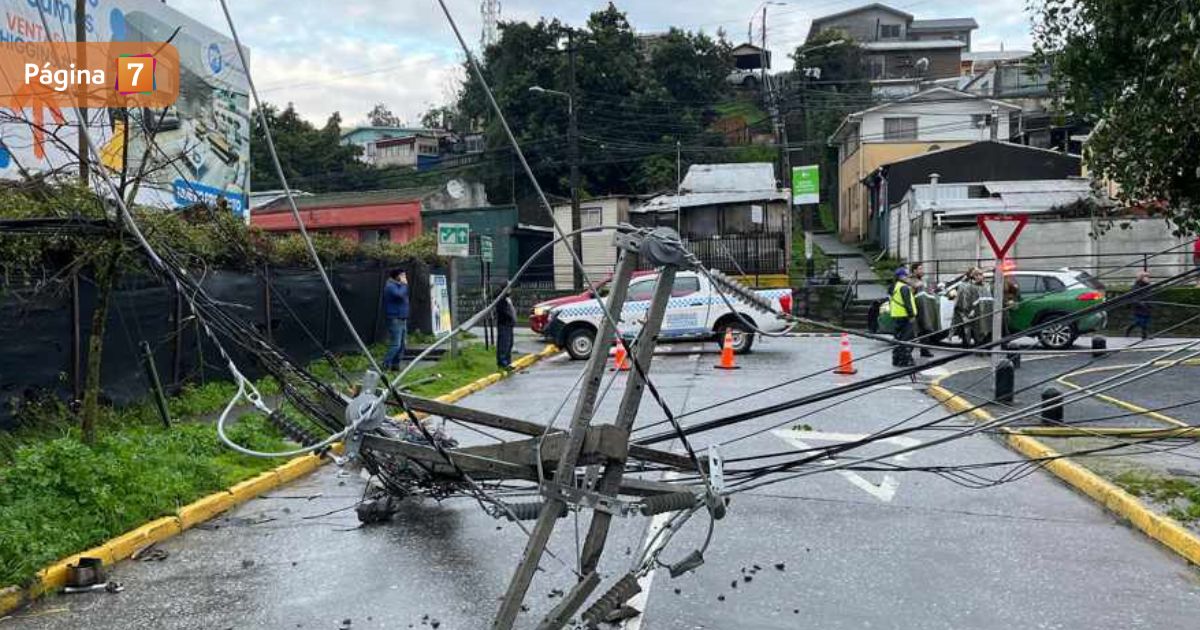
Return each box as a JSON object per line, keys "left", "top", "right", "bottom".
{"left": 250, "top": 190, "right": 424, "bottom": 244}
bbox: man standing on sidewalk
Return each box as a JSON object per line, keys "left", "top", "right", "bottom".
{"left": 890, "top": 266, "right": 918, "bottom": 367}
{"left": 382, "top": 269, "right": 410, "bottom": 371}
{"left": 494, "top": 289, "right": 517, "bottom": 371}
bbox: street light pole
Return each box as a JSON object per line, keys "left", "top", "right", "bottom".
{"left": 567, "top": 28, "right": 583, "bottom": 291}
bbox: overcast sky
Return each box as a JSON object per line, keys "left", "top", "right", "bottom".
{"left": 170, "top": 0, "right": 1036, "bottom": 126}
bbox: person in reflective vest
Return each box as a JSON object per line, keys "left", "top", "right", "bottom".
{"left": 890, "top": 266, "right": 918, "bottom": 367}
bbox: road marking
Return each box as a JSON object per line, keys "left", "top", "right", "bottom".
{"left": 772, "top": 430, "right": 921, "bottom": 503}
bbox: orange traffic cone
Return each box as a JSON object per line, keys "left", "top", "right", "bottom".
{"left": 715, "top": 328, "right": 740, "bottom": 370}
{"left": 833, "top": 332, "right": 858, "bottom": 375}
{"left": 612, "top": 338, "right": 631, "bottom": 371}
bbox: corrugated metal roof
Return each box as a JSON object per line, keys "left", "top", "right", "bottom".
{"left": 680, "top": 162, "right": 777, "bottom": 194}
{"left": 860, "top": 39, "right": 966, "bottom": 50}
{"left": 962, "top": 50, "right": 1032, "bottom": 62}
{"left": 253, "top": 188, "right": 433, "bottom": 215}
{"left": 635, "top": 190, "right": 789, "bottom": 212}
{"left": 908, "top": 179, "right": 1099, "bottom": 216}
{"left": 909, "top": 18, "right": 979, "bottom": 30}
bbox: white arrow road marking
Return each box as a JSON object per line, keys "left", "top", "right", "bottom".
{"left": 771, "top": 430, "right": 922, "bottom": 503}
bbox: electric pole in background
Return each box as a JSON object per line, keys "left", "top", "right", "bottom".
{"left": 75, "top": 0, "right": 88, "bottom": 185}
{"left": 568, "top": 28, "right": 584, "bottom": 291}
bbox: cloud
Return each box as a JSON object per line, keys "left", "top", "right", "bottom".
{"left": 163, "top": 0, "right": 1033, "bottom": 125}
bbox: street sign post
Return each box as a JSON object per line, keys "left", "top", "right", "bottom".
{"left": 793, "top": 164, "right": 820, "bottom": 281}
{"left": 977, "top": 214, "right": 1028, "bottom": 361}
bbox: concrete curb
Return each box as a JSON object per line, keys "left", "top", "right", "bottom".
{"left": 0, "top": 344, "right": 562, "bottom": 618}
{"left": 927, "top": 379, "right": 1200, "bottom": 567}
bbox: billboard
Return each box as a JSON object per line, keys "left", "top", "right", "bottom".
{"left": 0, "top": 0, "right": 251, "bottom": 216}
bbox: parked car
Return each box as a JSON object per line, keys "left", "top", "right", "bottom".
{"left": 726, "top": 69, "right": 761, "bottom": 89}
{"left": 528, "top": 271, "right": 655, "bottom": 336}
{"left": 868, "top": 268, "right": 1107, "bottom": 350}
{"left": 543, "top": 270, "right": 792, "bottom": 360}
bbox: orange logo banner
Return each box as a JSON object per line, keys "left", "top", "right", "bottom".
{"left": 0, "top": 41, "right": 179, "bottom": 108}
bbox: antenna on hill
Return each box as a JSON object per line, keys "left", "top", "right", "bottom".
{"left": 481, "top": 0, "right": 500, "bottom": 49}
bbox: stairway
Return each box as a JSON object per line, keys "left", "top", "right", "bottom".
{"left": 842, "top": 299, "right": 876, "bottom": 330}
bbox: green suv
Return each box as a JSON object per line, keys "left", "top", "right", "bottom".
{"left": 869, "top": 268, "right": 1108, "bottom": 349}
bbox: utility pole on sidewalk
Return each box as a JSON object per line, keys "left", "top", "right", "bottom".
{"left": 568, "top": 28, "right": 583, "bottom": 291}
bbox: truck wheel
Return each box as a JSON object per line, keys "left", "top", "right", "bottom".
{"left": 565, "top": 327, "right": 596, "bottom": 360}
{"left": 716, "top": 320, "right": 755, "bottom": 354}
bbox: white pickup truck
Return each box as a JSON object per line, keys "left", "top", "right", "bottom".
{"left": 543, "top": 270, "right": 793, "bottom": 360}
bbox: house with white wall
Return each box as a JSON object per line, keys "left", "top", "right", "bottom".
{"left": 551, "top": 196, "right": 633, "bottom": 290}
{"left": 829, "top": 87, "right": 1021, "bottom": 242}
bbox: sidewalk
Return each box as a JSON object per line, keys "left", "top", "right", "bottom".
{"left": 811, "top": 232, "right": 886, "bottom": 300}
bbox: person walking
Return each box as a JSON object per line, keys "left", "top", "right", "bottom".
{"left": 1125, "top": 270, "right": 1153, "bottom": 339}
{"left": 494, "top": 289, "right": 517, "bottom": 370}
{"left": 909, "top": 262, "right": 935, "bottom": 358}
{"left": 890, "top": 267, "right": 919, "bottom": 367}
{"left": 381, "top": 269, "right": 410, "bottom": 371}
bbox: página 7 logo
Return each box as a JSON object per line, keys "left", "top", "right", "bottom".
{"left": 24, "top": 62, "right": 105, "bottom": 92}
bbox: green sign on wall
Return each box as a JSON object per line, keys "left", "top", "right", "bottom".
{"left": 792, "top": 164, "right": 820, "bottom": 205}
{"left": 437, "top": 223, "right": 470, "bottom": 257}
{"left": 480, "top": 235, "right": 494, "bottom": 264}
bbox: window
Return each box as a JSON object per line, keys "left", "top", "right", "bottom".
{"left": 580, "top": 206, "right": 603, "bottom": 229}
{"left": 1016, "top": 275, "right": 1042, "bottom": 295}
{"left": 359, "top": 229, "right": 390, "bottom": 244}
{"left": 627, "top": 279, "right": 656, "bottom": 302}
{"left": 671, "top": 276, "right": 701, "bottom": 297}
{"left": 883, "top": 117, "right": 918, "bottom": 141}
{"left": 879, "top": 24, "right": 901, "bottom": 39}
{"left": 1042, "top": 277, "right": 1066, "bottom": 292}
{"left": 971, "top": 114, "right": 995, "bottom": 130}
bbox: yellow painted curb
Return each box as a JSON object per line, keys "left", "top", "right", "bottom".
{"left": 0, "top": 342, "right": 563, "bottom": 618}
{"left": 927, "top": 380, "right": 1200, "bottom": 567}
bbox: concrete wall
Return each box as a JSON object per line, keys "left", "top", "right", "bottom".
{"left": 910, "top": 217, "right": 1189, "bottom": 285}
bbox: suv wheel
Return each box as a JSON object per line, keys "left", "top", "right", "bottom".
{"left": 565, "top": 327, "right": 596, "bottom": 360}
{"left": 1038, "top": 322, "right": 1077, "bottom": 350}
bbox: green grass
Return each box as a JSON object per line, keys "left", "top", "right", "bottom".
{"left": 1113, "top": 471, "right": 1200, "bottom": 524}
{"left": 0, "top": 413, "right": 290, "bottom": 587}
{"left": 713, "top": 98, "right": 767, "bottom": 122}
{"left": 0, "top": 338, "right": 520, "bottom": 589}
{"left": 790, "top": 229, "right": 834, "bottom": 285}
{"left": 818, "top": 204, "right": 836, "bottom": 232}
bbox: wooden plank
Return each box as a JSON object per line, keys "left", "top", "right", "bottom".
{"left": 361, "top": 435, "right": 534, "bottom": 480}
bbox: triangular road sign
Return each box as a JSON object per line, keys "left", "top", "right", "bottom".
{"left": 978, "top": 214, "right": 1028, "bottom": 259}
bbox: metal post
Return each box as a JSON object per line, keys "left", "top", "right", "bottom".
{"left": 576, "top": 266, "right": 676, "bottom": 574}
{"left": 171, "top": 289, "right": 183, "bottom": 385}
{"left": 493, "top": 238, "right": 640, "bottom": 630}
{"left": 261, "top": 264, "right": 273, "bottom": 343}
{"left": 70, "top": 272, "right": 82, "bottom": 401}
{"left": 140, "top": 341, "right": 171, "bottom": 429}
{"left": 568, "top": 28, "right": 584, "bottom": 291}
{"left": 449, "top": 257, "right": 460, "bottom": 357}
{"left": 992, "top": 260, "right": 1005, "bottom": 361}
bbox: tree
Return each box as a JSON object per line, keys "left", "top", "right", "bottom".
{"left": 457, "top": 3, "right": 735, "bottom": 201}
{"left": 366, "top": 103, "right": 403, "bottom": 127}
{"left": 1032, "top": 0, "right": 1200, "bottom": 233}
{"left": 250, "top": 103, "right": 380, "bottom": 192}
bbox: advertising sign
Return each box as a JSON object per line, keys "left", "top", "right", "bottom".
{"left": 437, "top": 222, "right": 470, "bottom": 257}
{"left": 0, "top": 0, "right": 251, "bottom": 216}
{"left": 430, "top": 274, "right": 452, "bottom": 336}
{"left": 792, "top": 164, "right": 820, "bottom": 205}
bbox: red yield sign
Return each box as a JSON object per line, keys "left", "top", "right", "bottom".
{"left": 977, "top": 214, "right": 1028, "bottom": 259}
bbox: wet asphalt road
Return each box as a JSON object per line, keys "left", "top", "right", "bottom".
{"left": 9, "top": 335, "right": 1200, "bottom": 629}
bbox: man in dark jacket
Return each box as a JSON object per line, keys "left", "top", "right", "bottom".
{"left": 1125, "top": 270, "right": 1153, "bottom": 339}
{"left": 494, "top": 289, "right": 517, "bottom": 370}
{"left": 382, "top": 269, "right": 410, "bottom": 370}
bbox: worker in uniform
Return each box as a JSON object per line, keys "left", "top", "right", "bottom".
{"left": 909, "top": 262, "right": 935, "bottom": 358}
{"left": 890, "top": 266, "right": 919, "bottom": 367}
